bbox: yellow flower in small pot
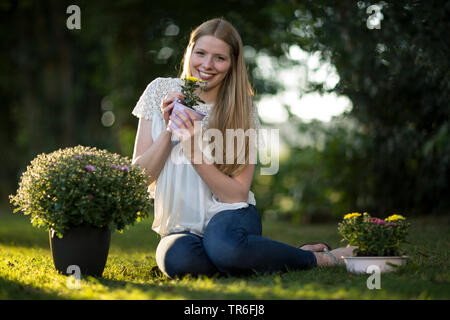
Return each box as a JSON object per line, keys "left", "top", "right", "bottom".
{"left": 169, "top": 77, "right": 208, "bottom": 132}
{"left": 180, "top": 76, "right": 207, "bottom": 109}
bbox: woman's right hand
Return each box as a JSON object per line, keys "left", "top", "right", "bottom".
{"left": 160, "top": 92, "right": 185, "bottom": 127}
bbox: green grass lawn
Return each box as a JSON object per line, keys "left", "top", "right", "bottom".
{"left": 0, "top": 207, "right": 449, "bottom": 300}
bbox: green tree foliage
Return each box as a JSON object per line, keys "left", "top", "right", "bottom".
{"left": 254, "top": 116, "right": 370, "bottom": 223}
{"left": 256, "top": 0, "right": 449, "bottom": 221}
{"left": 0, "top": 0, "right": 291, "bottom": 201}
{"left": 2, "top": 0, "right": 448, "bottom": 220}
{"left": 291, "top": 0, "right": 450, "bottom": 216}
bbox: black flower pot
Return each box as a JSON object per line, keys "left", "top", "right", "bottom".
{"left": 49, "top": 226, "right": 111, "bottom": 277}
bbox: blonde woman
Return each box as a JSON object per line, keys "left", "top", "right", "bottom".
{"left": 132, "top": 18, "right": 355, "bottom": 278}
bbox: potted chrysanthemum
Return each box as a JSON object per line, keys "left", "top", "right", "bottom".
{"left": 169, "top": 76, "right": 208, "bottom": 131}
{"left": 9, "top": 145, "right": 153, "bottom": 277}
{"left": 338, "top": 212, "right": 410, "bottom": 273}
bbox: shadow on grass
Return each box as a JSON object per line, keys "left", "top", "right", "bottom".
{"left": 0, "top": 276, "right": 62, "bottom": 300}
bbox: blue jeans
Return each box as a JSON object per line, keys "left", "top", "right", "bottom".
{"left": 155, "top": 205, "right": 317, "bottom": 278}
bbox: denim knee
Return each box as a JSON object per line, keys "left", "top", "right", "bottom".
{"left": 155, "top": 232, "right": 219, "bottom": 279}
{"left": 156, "top": 234, "right": 187, "bottom": 278}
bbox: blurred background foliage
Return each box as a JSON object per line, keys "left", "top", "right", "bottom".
{"left": 1, "top": 0, "right": 448, "bottom": 223}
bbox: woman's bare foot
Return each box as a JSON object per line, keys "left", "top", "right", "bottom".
{"left": 314, "top": 246, "right": 357, "bottom": 267}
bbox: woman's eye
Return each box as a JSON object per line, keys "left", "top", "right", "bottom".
{"left": 216, "top": 56, "right": 225, "bottom": 61}
{"left": 195, "top": 51, "right": 205, "bottom": 56}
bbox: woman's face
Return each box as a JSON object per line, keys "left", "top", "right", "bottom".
{"left": 190, "top": 35, "right": 232, "bottom": 94}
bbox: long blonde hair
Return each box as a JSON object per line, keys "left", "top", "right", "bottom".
{"left": 180, "top": 18, "right": 255, "bottom": 177}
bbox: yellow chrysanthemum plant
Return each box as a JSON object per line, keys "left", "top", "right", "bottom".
{"left": 180, "top": 76, "right": 207, "bottom": 109}
{"left": 338, "top": 212, "right": 410, "bottom": 257}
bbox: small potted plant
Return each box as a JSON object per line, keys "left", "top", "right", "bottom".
{"left": 9, "top": 145, "right": 152, "bottom": 277}
{"left": 338, "top": 212, "right": 410, "bottom": 273}
{"left": 169, "top": 76, "right": 208, "bottom": 131}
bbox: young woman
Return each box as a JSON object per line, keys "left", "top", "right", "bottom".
{"left": 132, "top": 18, "right": 355, "bottom": 278}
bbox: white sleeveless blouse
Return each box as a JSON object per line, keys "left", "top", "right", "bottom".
{"left": 132, "top": 77, "right": 258, "bottom": 237}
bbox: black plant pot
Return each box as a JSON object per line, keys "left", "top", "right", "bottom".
{"left": 49, "top": 226, "right": 111, "bottom": 277}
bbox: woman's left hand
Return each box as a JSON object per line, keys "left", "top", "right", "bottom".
{"left": 169, "top": 109, "right": 203, "bottom": 162}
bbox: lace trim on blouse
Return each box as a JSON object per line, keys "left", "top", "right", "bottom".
{"left": 132, "top": 77, "right": 215, "bottom": 132}
{"left": 132, "top": 78, "right": 261, "bottom": 125}
{"left": 132, "top": 77, "right": 262, "bottom": 138}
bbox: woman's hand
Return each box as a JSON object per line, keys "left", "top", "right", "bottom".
{"left": 169, "top": 108, "right": 202, "bottom": 162}
{"left": 160, "top": 92, "right": 185, "bottom": 127}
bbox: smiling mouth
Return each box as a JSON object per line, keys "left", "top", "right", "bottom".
{"left": 198, "top": 70, "right": 215, "bottom": 80}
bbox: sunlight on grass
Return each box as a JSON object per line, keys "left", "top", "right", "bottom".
{"left": 1, "top": 211, "right": 449, "bottom": 300}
